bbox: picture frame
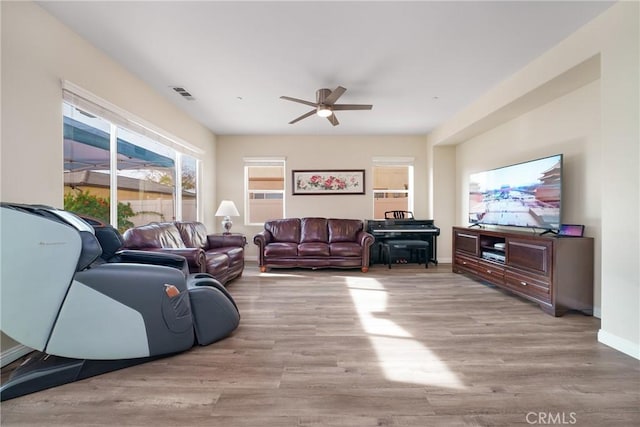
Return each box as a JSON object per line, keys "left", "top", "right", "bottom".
{"left": 292, "top": 169, "right": 365, "bottom": 195}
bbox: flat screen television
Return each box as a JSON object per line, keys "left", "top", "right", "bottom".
{"left": 468, "top": 154, "right": 563, "bottom": 230}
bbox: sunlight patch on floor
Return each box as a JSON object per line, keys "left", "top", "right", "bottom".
{"left": 346, "top": 276, "right": 466, "bottom": 390}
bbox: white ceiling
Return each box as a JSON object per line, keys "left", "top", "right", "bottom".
{"left": 38, "top": 0, "right": 614, "bottom": 136}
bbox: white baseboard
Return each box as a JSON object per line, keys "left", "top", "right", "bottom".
{"left": 1, "top": 344, "right": 32, "bottom": 368}
{"left": 598, "top": 329, "right": 640, "bottom": 360}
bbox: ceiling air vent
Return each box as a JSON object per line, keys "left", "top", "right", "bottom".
{"left": 171, "top": 86, "right": 195, "bottom": 101}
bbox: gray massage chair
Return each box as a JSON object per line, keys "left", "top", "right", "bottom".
{"left": 0, "top": 203, "right": 240, "bottom": 401}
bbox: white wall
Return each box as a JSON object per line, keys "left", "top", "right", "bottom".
{"left": 597, "top": 1, "right": 640, "bottom": 360}
{"left": 429, "top": 1, "right": 639, "bottom": 359}
{"left": 430, "top": 145, "right": 457, "bottom": 264}
{"left": 216, "top": 135, "right": 429, "bottom": 260}
{"left": 0, "top": 2, "right": 217, "bottom": 360}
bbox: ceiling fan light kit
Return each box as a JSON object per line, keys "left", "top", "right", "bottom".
{"left": 316, "top": 106, "right": 332, "bottom": 117}
{"left": 280, "top": 86, "right": 372, "bottom": 126}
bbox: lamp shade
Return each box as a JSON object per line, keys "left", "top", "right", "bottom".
{"left": 215, "top": 200, "right": 240, "bottom": 217}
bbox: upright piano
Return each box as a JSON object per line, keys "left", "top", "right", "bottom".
{"left": 366, "top": 219, "right": 440, "bottom": 265}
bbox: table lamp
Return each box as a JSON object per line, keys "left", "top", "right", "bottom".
{"left": 215, "top": 200, "right": 240, "bottom": 234}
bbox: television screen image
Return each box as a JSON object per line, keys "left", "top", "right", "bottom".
{"left": 468, "top": 154, "right": 562, "bottom": 229}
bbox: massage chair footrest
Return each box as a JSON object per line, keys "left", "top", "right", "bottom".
{"left": 186, "top": 274, "right": 240, "bottom": 346}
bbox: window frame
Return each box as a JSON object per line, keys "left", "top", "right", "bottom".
{"left": 372, "top": 158, "right": 415, "bottom": 219}
{"left": 244, "top": 158, "right": 286, "bottom": 226}
{"left": 62, "top": 82, "right": 203, "bottom": 229}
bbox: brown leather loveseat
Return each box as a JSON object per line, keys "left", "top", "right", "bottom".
{"left": 253, "top": 217, "right": 374, "bottom": 272}
{"left": 122, "top": 221, "right": 246, "bottom": 285}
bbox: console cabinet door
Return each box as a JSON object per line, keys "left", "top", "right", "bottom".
{"left": 507, "top": 238, "right": 553, "bottom": 277}
{"left": 454, "top": 230, "right": 479, "bottom": 256}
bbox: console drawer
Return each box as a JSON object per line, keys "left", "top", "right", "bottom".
{"left": 476, "top": 259, "right": 505, "bottom": 283}
{"left": 504, "top": 268, "right": 551, "bottom": 303}
{"left": 454, "top": 253, "right": 479, "bottom": 273}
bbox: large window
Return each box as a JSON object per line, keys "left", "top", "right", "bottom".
{"left": 114, "top": 125, "right": 177, "bottom": 226}
{"left": 372, "top": 159, "right": 414, "bottom": 219}
{"left": 244, "top": 158, "right": 285, "bottom": 225}
{"left": 63, "top": 84, "right": 202, "bottom": 231}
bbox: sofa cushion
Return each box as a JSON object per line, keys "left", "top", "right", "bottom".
{"left": 225, "top": 247, "right": 245, "bottom": 268}
{"left": 122, "top": 222, "right": 186, "bottom": 249}
{"left": 299, "top": 242, "right": 330, "bottom": 257}
{"left": 330, "top": 242, "right": 362, "bottom": 257}
{"left": 264, "top": 242, "right": 298, "bottom": 257}
{"left": 328, "top": 219, "right": 363, "bottom": 243}
{"left": 265, "top": 218, "right": 301, "bottom": 243}
{"left": 204, "top": 252, "right": 230, "bottom": 276}
{"left": 174, "top": 221, "right": 208, "bottom": 249}
{"left": 300, "top": 218, "right": 328, "bottom": 243}
{"left": 207, "top": 247, "right": 244, "bottom": 267}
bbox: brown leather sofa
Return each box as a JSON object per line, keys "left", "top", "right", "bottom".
{"left": 122, "top": 221, "right": 246, "bottom": 285}
{"left": 253, "top": 217, "right": 374, "bottom": 272}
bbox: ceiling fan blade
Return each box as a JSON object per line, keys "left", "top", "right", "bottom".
{"left": 289, "top": 109, "right": 316, "bottom": 124}
{"left": 280, "top": 96, "right": 317, "bottom": 107}
{"left": 327, "top": 113, "right": 339, "bottom": 126}
{"left": 323, "top": 86, "right": 347, "bottom": 105}
{"left": 331, "top": 104, "right": 373, "bottom": 111}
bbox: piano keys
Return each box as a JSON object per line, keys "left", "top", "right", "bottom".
{"left": 366, "top": 219, "right": 440, "bottom": 265}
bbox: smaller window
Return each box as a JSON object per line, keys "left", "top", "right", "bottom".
{"left": 245, "top": 159, "right": 285, "bottom": 224}
{"left": 372, "top": 164, "right": 413, "bottom": 219}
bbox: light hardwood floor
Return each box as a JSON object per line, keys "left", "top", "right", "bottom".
{"left": 2, "top": 263, "right": 639, "bottom": 426}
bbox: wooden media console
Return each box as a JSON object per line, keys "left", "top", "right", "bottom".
{"left": 452, "top": 226, "right": 594, "bottom": 316}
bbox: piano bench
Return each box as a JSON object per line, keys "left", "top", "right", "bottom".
{"left": 382, "top": 240, "right": 429, "bottom": 269}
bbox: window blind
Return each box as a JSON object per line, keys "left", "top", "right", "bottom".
{"left": 62, "top": 80, "right": 204, "bottom": 155}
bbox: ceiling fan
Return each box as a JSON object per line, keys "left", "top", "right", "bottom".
{"left": 280, "top": 86, "right": 373, "bottom": 126}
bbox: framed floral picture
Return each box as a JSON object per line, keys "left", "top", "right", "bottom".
{"left": 292, "top": 169, "right": 365, "bottom": 195}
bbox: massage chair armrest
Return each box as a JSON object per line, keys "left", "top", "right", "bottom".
{"left": 114, "top": 249, "right": 189, "bottom": 275}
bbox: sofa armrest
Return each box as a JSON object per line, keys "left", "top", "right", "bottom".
{"left": 253, "top": 230, "right": 273, "bottom": 247}
{"left": 357, "top": 231, "right": 375, "bottom": 270}
{"left": 357, "top": 230, "right": 375, "bottom": 248}
{"left": 207, "top": 234, "right": 247, "bottom": 249}
{"left": 253, "top": 230, "right": 273, "bottom": 268}
{"left": 141, "top": 247, "right": 206, "bottom": 274}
